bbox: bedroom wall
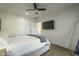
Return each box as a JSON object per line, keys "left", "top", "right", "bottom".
{"left": 69, "top": 22, "right": 79, "bottom": 50}
{"left": 37, "top": 22, "right": 42, "bottom": 35}
{"left": 0, "top": 11, "right": 38, "bottom": 36}
{"left": 40, "top": 6, "right": 79, "bottom": 50}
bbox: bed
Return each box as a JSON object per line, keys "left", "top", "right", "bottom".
{"left": 0, "top": 32, "right": 50, "bottom": 56}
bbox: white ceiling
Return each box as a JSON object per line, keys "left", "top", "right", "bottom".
{"left": 0, "top": 3, "right": 78, "bottom": 21}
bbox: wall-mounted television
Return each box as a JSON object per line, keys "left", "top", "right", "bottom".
{"left": 42, "top": 20, "right": 54, "bottom": 29}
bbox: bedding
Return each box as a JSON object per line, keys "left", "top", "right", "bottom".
{"left": 0, "top": 31, "right": 10, "bottom": 49}
{"left": 6, "top": 35, "right": 49, "bottom": 56}
{"left": 0, "top": 31, "right": 10, "bottom": 44}
{"left": 7, "top": 42, "right": 49, "bottom": 56}
{"left": 27, "top": 34, "right": 49, "bottom": 43}
{"left": 0, "top": 32, "right": 50, "bottom": 56}
{"left": 0, "top": 37, "right": 6, "bottom": 48}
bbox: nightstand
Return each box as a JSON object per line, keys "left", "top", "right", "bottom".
{"left": 0, "top": 47, "right": 6, "bottom": 56}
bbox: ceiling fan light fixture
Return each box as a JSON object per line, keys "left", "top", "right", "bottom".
{"left": 26, "top": 12, "right": 29, "bottom": 15}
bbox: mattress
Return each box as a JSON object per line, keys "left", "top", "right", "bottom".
{"left": 6, "top": 35, "right": 49, "bottom": 56}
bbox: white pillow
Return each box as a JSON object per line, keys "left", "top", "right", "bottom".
{"left": 0, "top": 36, "right": 7, "bottom": 47}
{"left": 0, "top": 31, "right": 10, "bottom": 44}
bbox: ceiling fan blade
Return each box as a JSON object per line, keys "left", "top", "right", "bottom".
{"left": 37, "top": 8, "right": 46, "bottom": 11}
{"left": 26, "top": 9, "right": 35, "bottom": 11}
{"left": 33, "top": 3, "right": 37, "bottom": 9}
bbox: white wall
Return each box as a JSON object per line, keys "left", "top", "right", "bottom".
{"left": 41, "top": 6, "right": 79, "bottom": 50}
{"left": 69, "top": 22, "right": 79, "bottom": 50}
{"left": 37, "top": 22, "right": 42, "bottom": 35}
{"left": 0, "top": 11, "right": 38, "bottom": 36}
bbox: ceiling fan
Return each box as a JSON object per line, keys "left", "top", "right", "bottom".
{"left": 26, "top": 3, "right": 46, "bottom": 14}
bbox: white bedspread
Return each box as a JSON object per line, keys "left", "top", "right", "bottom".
{"left": 0, "top": 32, "right": 50, "bottom": 56}
{"left": 6, "top": 35, "right": 47, "bottom": 56}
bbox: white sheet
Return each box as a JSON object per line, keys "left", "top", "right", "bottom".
{"left": 6, "top": 35, "right": 44, "bottom": 56}
{"left": 7, "top": 42, "right": 48, "bottom": 56}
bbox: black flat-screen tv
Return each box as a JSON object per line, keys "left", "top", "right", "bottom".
{"left": 42, "top": 20, "right": 54, "bottom": 29}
